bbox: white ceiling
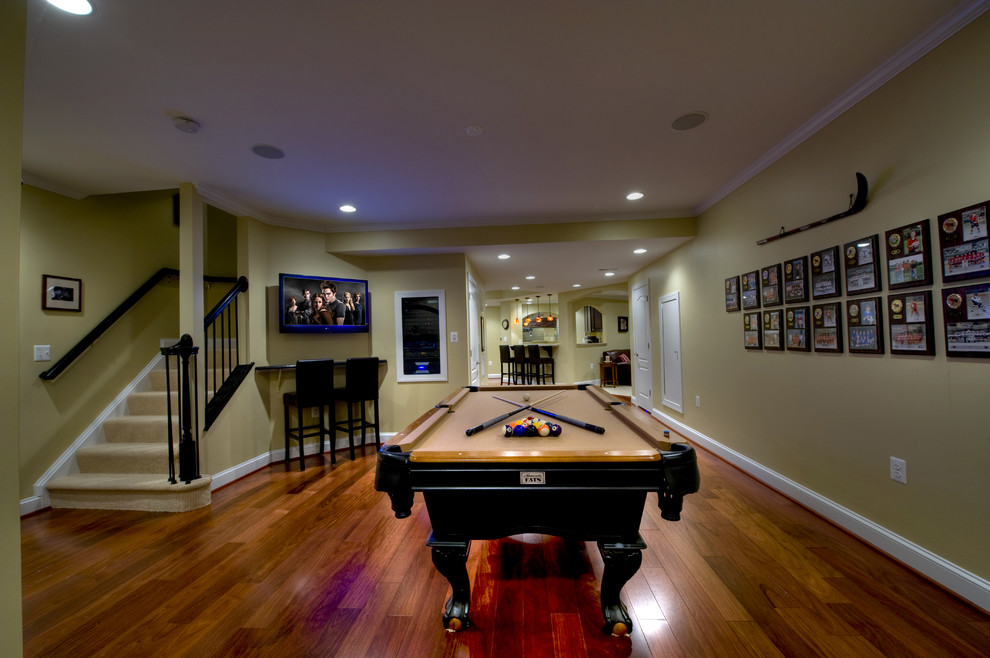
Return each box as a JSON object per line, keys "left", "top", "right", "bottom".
{"left": 21, "top": 0, "right": 986, "bottom": 294}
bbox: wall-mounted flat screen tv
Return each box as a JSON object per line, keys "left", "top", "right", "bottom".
{"left": 279, "top": 273, "right": 370, "bottom": 333}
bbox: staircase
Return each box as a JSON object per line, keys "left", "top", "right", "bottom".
{"left": 46, "top": 364, "right": 212, "bottom": 513}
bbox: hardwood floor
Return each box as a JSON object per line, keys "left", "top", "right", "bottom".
{"left": 22, "top": 441, "right": 990, "bottom": 657}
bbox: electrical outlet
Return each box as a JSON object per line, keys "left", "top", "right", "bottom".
{"left": 890, "top": 457, "right": 907, "bottom": 484}
{"left": 450, "top": 331, "right": 458, "bottom": 343}
{"left": 34, "top": 345, "right": 52, "bottom": 362}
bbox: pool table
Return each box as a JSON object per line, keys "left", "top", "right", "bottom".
{"left": 374, "top": 384, "right": 700, "bottom": 635}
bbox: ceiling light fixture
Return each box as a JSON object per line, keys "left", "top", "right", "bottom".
{"left": 525, "top": 275, "right": 535, "bottom": 280}
{"left": 498, "top": 254, "right": 511, "bottom": 260}
{"left": 340, "top": 205, "right": 356, "bottom": 213}
{"left": 634, "top": 248, "right": 647, "bottom": 254}
{"left": 546, "top": 293, "right": 554, "bottom": 322}
{"left": 511, "top": 286, "right": 520, "bottom": 290}
{"left": 626, "top": 192, "right": 644, "bottom": 200}
{"left": 572, "top": 284, "right": 581, "bottom": 288}
{"left": 252, "top": 144, "right": 285, "bottom": 159}
{"left": 671, "top": 112, "right": 709, "bottom": 131}
{"left": 464, "top": 125, "right": 485, "bottom": 137}
{"left": 604, "top": 271, "right": 616, "bottom": 277}
{"left": 172, "top": 116, "right": 201, "bottom": 134}
{"left": 46, "top": 0, "right": 93, "bottom": 15}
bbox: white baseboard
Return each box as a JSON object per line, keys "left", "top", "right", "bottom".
{"left": 651, "top": 407, "right": 990, "bottom": 615}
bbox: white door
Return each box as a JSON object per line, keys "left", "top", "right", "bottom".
{"left": 632, "top": 281, "right": 652, "bottom": 410}
{"left": 468, "top": 275, "right": 481, "bottom": 386}
{"left": 659, "top": 292, "right": 683, "bottom": 413}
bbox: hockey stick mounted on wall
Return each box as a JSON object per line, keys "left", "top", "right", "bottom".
{"left": 757, "top": 172, "right": 868, "bottom": 245}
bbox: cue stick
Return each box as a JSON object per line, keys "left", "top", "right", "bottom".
{"left": 464, "top": 391, "right": 565, "bottom": 436}
{"left": 527, "top": 405, "right": 606, "bottom": 434}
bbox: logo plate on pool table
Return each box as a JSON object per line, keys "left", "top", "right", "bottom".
{"left": 520, "top": 471, "right": 545, "bottom": 485}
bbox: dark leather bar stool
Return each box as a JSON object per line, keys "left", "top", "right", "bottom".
{"left": 333, "top": 357, "right": 381, "bottom": 460}
{"left": 527, "top": 344, "right": 555, "bottom": 384}
{"left": 498, "top": 344, "right": 512, "bottom": 384}
{"left": 282, "top": 359, "right": 335, "bottom": 470}
{"left": 510, "top": 345, "right": 529, "bottom": 384}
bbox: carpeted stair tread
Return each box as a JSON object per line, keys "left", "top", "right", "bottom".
{"left": 103, "top": 415, "right": 179, "bottom": 443}
{"left": 76, "top": 443, "right": 176, "bottom": 474}
{"left": 126, "top": 391, "right": 177, "bottom": 415}
{"left": 47, "top": 474, "right": 212, "bottom": 513}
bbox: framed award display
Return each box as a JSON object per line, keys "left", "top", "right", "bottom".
{"left": 811, "top": 246, "right": 841, "bottom": 299}
{"left": 761, "top": 264, "right": 782, "bottom": 307}
{"left": 741, "top": 270, "right": 760, "bottom": 310}
{"left": 885, "top": 219, "right": 932, "bottom": 289}
{"left": 847, "top": 297, "right": 884, "bottom": 354}
{"left": 844, "top": 235, "right": 881, "bottom": 296}
{"left": 812, "top": 302, "right": 842, "bottom": 353}
{"left": 763, "top": 309, "right": 783, "bottom": 351}
{"left": 942, "top": 283, "right": 990, "bottom": 357}
{"left": 938, "top": 200, "right": 990, "bottom": 283}
{"left": 785, "top": 306, "right": 810, "bottom": 352}
{"left": 888, "top": 290, "right": 934, "bottom": 356}
{"left": 744, "top": 311, "right": 762, "bottom": 350}
{"left": 724, "top": 276, "right": 740, "bottom": 312}
{"left": 783, "top": 256, "right": 809, "bottom": 303}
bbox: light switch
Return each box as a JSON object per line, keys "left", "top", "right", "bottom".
{"left": 34, "top": 345, "right": 52, "bottom": 361}
{"left": 450, "top": 332, "right": 459, "bottom": 343}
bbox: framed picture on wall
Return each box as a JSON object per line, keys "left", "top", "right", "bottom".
{"left": 785, "top": 306, "right": 810, "bottom": 352}
{"left": 724, "top": 276, "right": 740, "bottom": 312}
{"left": 743, "top": 311, "right": 762, "bottom": 349}
{"left": 844, "top": 235, "right": 882, "bottom": 296}
{"left": 395, "top": 290, "right": 448, "bottom": 381}
{"left": 811, "top": 246, "right": 841, "bottom": 299}
{"left": 617, "top": 316, "right": 629, "bottom": 333}
{"left": 761, "top": 264, "right": 782, "bottom": 307}
{"left": 741, "top": 270, "right": 760, "bottom": 310}
{"left": 888, "top": 290, "right": 934, "bottom": 355}
{"left": 813, "top": 302, "right": 842, "bottom": 353}
{"left": 763, "top": 309, "right": 783, "bottom": 351}
{"left": 885, "top": 219, "right": 932, "bottom": 289}
{"left": 847, "top": 296, "right": 884, "bottom": 354}
{"left": 783, "top": 255, "right": 809, "bottom": 303}
{"left": 42, "top": 274, "right": 82, "bottom": 312}
{"left": 938, "top": 200, "right": 990, "bottom": 282}
{"left": 942, "top": 282, "right": 990, "bottom": 357}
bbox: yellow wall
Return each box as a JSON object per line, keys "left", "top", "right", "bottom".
{"left": 633, "top": 13, "right": 990, "bottom": 580}
{"left": 2, "top": 1, "right": 25, "bottom": 653}
{"left": 18, "top": 187, "right": 180, "bottom": 498}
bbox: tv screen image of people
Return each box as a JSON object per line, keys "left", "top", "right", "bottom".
{"left": 279, "top": 273, "right": 370, "bottom": 333}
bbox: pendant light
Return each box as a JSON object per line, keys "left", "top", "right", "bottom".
{"left": 514, "top": 298, "right": 520, "bottom": 324}
{"left": 547, "top": 293, "right": 554, "bottom": 322}
{"left": 535, "top": 296, "right": 542, "bottom": 323}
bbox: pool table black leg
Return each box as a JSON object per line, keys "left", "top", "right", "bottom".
{"left": 598, "top": 537, "right": 647, "bottom": 636}
{"left": 427, "top": 536, "right": 472, "bottom": 632}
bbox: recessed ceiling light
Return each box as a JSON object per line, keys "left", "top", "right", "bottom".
{"left": 464, "top": 125, "right": 485, "bottom": 137}
{"left": 633, "top": 248, "right": 647, "bottom": 254}
{"left": 511, "top": 286, "right": 520, "bottom": 290}
{"left": 339, "top": 205, "right": 356, "bottom": 213}
{"left": 172, "top": 116, "right": 201, "bottom": 134}
{"left": 252, "top": 144, "right": 285, "bottom": 159}
{"left": 671, "top": 112, "right": 709, "bottom": 131}
{"left": 525, "top": 275, "right": 535, "bottom": 280}
{"left": 572, "top": 284, "right": 581, "bottom": 288}
{"left": 46, "top": 0, "right": 92, "bottom": 15}
{"left": 604, "top": 272, "right": 616, "bottom": 277}
{"left": 626, "top": 192, "right": 644, "bottom": 200}
{"left": 498, "top": 254, "right": 511, "bottom": 260}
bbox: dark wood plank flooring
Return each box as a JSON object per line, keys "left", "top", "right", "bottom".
{"left": 22, "top": 440, "right": 990, "bottom": 657}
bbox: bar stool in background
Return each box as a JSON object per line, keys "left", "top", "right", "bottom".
{"left": 282, "top": 359, "right": 335, "bottom": 470}
{"left": 333, "top": 357, "right": 381, "bottom": 460}
{"left": 526, "top": 344, "right": 555, "bottom": 384}
{"left": 511, "top": 345, "right": 529, "bottom": 384}
{"left": 499, "top": 344, "right": 513, "bottom": 384}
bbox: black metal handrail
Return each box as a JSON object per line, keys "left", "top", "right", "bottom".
{"left": 39, "top": 267, "right": 180, "bottom": 381}
{"left": 203, "top": 276, "right": 253, "bottom": 430}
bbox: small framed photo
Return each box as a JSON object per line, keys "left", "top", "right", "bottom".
{"left": 942, "top": 283, "right": 990, "bottom": 357}
{"left": 761, "top": 264, "right": 782, "bottom": 307}
{"left": 811, "top": 246, "right": 841, "bottom": 299}
{"left": 813, "top": 302, "right": 843, "bottom": 353}
{"left": 42, "top": 274, "right": 82, "bottom": 312}
{"left": 617, "top": 316, "right": 629, "bottom": 333}
{"left": 783, "top": 256, "right": 809, "bottom": 304}
{"left": 744, "top": 312, "right": 762, "bottom": 350}
{"left": 938, "top": 201, "right": 990, "bottom": 283}
{"left": 844, "top": 235, "right": 882, "bottom": 296}
{"left": 885, "top": 219, "right": 932, "bottom": 289}
{"left": 785, "top": 306, "right": 810, "bottom": 352}
{"left": 724, "top": 276, "right": 740, "bottom": 312}
{"left": 763, "top": 309, "right": 783, "bottom": 351}
{"left": 888, "top": 290, "right": 934, "bottom": 356}
{"left": 741, "top": 270, "right": 761, "bottom": 310}
{"left": 847, "top": 297, "right": 884, "bottom": 354}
